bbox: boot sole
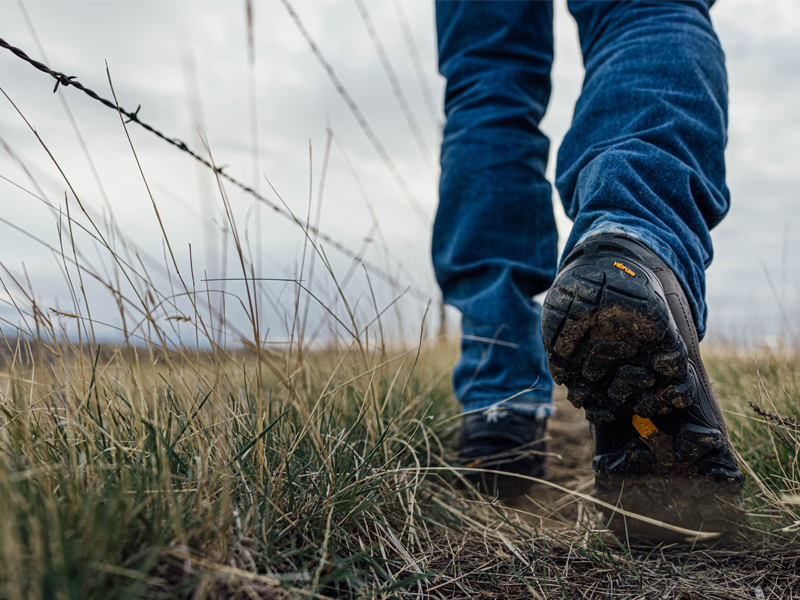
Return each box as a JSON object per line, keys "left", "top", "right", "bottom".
{"left": 542, "top": 256, "right": 743, "bottom": 538}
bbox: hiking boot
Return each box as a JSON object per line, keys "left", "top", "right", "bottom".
{"left": 458, "top": 409, "right": 548, "bottom": 498}
{"left": 541, "top": 233, "right": 743, "bottom": 538}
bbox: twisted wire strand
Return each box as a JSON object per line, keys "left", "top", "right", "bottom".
{"left": 0, "top": 35, "right": 431, "bottom": 303}
{"left": 278, "top": 0, "right": 432, "bottom": 227}
{"left": 353, "top": 0, "right": 435, "bottom": 174}
{"left": 390, "top": 0, "right": 442, "bottom": 131}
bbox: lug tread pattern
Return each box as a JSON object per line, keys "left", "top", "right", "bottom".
{"left": 542, "top": 261, "right": 693, "bottom": 422}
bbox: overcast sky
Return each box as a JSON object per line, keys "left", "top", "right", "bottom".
{"left": 1, "top": 0, "right": 799, "bottom": 347}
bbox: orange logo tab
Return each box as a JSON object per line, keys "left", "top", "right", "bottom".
{"left": 632, "top": 414, "right": 658, "bottom": 439}
{"left": 613, "top": 261, "right": 636, "bottom": 277}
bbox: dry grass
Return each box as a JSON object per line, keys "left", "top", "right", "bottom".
{"left": 0, "top": 77, "right": 799, "bottom": 600}
{"left": 0, "top": 332, "right": 799, "bottom": 599}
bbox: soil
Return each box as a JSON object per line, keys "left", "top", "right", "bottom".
{"left": 507, "top": 386, "right": 596, "bottom": 526}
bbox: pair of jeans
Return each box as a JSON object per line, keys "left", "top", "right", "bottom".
{"left": 433, "top": 1, "right": 729, "bottom": 418}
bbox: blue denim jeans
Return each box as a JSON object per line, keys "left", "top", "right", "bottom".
{"left": 434, "top": 0, "right": 729, "bottom": 418}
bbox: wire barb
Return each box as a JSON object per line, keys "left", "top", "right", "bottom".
{"left": 53, "top": 74, "right": 76, "bottom": 93}
{"left": 124, "top": 104, "right": 141, "bottom": 123}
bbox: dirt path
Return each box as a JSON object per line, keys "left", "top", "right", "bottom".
{"left": 508, "top": 387, "right": 596, "bottom": 527}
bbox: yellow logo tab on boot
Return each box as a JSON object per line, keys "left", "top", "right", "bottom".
{"left": 613, "top": 261, "right": 636, "bottom": 277}
{"left": 632, "top": 414, "right": 658, "bottom": 439}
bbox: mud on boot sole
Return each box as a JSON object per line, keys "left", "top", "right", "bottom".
{"left": 542, "top": 256, "right": 694, "bottom": 424}
{"left": 592, "top": 427, "right": 745, "bottom": 541}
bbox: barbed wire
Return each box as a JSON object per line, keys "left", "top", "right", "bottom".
{"left": 278, "top": 0, "right": 432, "bottom": 227}
{"left": 390, "top": 0, "right": 442, "bottom": 132}
{"left": 0, "top": 35, "right": 432, "bottom": 303}
{"left": 353, "top": 0, "right": 434, "bottom": 175}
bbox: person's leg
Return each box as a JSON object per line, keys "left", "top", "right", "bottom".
{"left": 558, "top": 0, "right": 729, "bottom": 339}
{"left": 435, "top": 0, "right": 556, "bottom": 420}
{"left": 543, "top": 0, "right": 742, "bottom": 536}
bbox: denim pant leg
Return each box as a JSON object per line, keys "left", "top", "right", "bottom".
{"left": 557, "top": 0, "right": 730, "bottom": 339}
{"left": 434, "top": 1, "right": 557, "bottom": 418}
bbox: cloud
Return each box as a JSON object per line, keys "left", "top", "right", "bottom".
{"left": 0, "top": 0, "right": 797, "bottom": 343}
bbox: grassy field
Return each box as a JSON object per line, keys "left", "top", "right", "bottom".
{"left": 0, "top": 329, "right": 799, "bottom": 599}
{"left": 1, "top": 93, "right": 797, "bottom": 598}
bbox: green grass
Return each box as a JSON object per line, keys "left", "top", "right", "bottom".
{"left": 0, "top": 338, "right": 458, "bottom": 599}
{"left": 706, "top": 347, "right": 800, "bottom": 536}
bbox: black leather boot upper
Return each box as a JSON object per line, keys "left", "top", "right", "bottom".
{"left": 458, "top": 409, "right": 547, "bottom": 497}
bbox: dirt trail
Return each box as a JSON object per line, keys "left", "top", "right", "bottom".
{"left": 507, "top": 387, "right": 596, "bottom": 527}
